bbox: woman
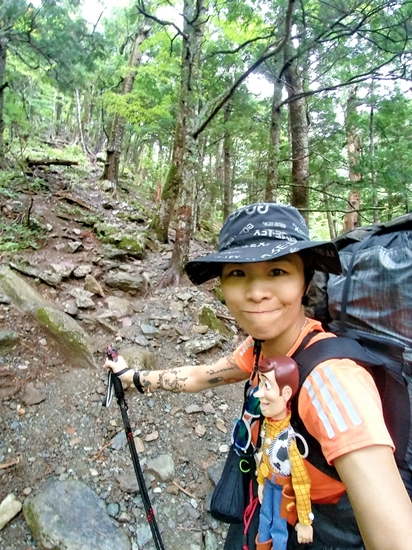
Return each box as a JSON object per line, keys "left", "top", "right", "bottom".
{"left": 105, "top": 202, "right": 412, "bottom": 550}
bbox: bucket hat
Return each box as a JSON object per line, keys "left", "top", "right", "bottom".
{"left": 185, "top": 202, "right": 341, "bottom": 285}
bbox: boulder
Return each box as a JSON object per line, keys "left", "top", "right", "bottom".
{"left": 0, "top": 267, "right": 96, "bottom": 368}
{"left": 23, "top": 479, "right": 131, "bottom": 550}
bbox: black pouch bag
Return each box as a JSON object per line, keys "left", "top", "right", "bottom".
{"left": 211, "top": 362, "right": 262, "bottom": 524}
{"left": 210, "top": 444, "right": 255, "bottom": 523}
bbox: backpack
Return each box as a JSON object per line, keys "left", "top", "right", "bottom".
{"left": 292, "top": 213, "right": 412, "bottom": 498}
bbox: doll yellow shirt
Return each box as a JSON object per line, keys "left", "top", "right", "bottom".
{"left": 257, "top": 413, "right": 313, "bottom": 525}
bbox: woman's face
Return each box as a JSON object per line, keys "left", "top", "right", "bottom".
{"left": 220, "top": 255, "right": 307, "bottom": 355}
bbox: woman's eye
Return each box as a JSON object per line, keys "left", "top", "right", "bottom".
{"left": 270, "top": 268, "right": 285, "bottom": 276}
{"left": 265, "top": 381, "right": 272, "bottom": 390}
{"left": 228, "top": 269, "right": 245, "bottom": 277}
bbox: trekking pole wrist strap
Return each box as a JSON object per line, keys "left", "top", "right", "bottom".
{"left": 133, "top": 370, "right": 145, "bottom": 394}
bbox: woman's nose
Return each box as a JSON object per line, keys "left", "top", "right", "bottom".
{"left": 245, "top": 278, "right": 271, "bottom": 301}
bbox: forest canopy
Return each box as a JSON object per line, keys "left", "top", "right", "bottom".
{"left": 1, "top": 0, "right": 412, "bottom": 279}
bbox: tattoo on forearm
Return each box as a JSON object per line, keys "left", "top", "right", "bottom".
{"left": 208, "top": 377, "right": 224, "bottom": 386}
{"left": 157, "top": 369, "right": 189, "bottom": 392}
{"left": 140, "top": 370, "right": 150, "bottom": 390}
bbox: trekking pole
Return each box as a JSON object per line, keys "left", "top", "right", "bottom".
{"left": 103, "top": 345, "right": 166, "bottom": 550}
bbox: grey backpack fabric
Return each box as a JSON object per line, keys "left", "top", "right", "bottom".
{"left": 305, "top": 213, "right": 412, "bottom": 496}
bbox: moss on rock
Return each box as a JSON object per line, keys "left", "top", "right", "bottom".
{"left": 199, "top": 306, "right": 232, "bottom": 338}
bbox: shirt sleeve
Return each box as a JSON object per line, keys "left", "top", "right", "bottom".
{"left": 298, "top": 358, "right": 394, "bottom": 465}
{"left": 290, "top": 439, "right": 313, "bottom": 525}
{"left": 233, "top": 337, "right": 255, "bottom": 373}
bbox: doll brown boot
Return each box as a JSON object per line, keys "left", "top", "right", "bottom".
{"left": 255, "top": 535, "right": 273, "bottom": 550}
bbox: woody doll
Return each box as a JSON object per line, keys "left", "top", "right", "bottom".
{"left": 255, "top": 356, "right": 314, "bottom": 550}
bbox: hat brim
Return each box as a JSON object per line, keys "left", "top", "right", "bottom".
{"left": 185, "top": 240, "right": 341, "bottom": 285}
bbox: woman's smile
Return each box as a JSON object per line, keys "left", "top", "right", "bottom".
{"left": 220, "top": 257, "right": 307, "bottom": 355}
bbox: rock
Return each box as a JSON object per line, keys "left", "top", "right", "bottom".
{"left": 204, "top": 530, "right": 219, "bottom": 550}
{"left": 116, "top": 234, "right": 147, "bottom": 259}
{"left": 215, "top": 418, "right": 227, "bottom": 433}
{"left": 73, "top": 265, "right": 92, "bottom": 278}
{"left": 185, "top": 404, "right": 202, "bottom": 414}
{"left": 184, "top": 334, "right": 221, "bottom": 355}
{"left": 202, "top": 403, "right": 215, "bottom": 414}
{"left": 0, "top": 330, "right": 19, "bottom": 351}
{"left": 84, "top": 274, "right": 105, "bottom": 297}
{"left": 63, "top": 300, "right": 78, "bottom": 316}
{"left": 50, "top": 262, "right": 75, "bottom": 278}
{"left": 146, "top": 454, "right": 175, "bottom": 482}
{"left": 134, "top": 334, "right": 149, "bottom": 346}
{"left": 195, "top": 424, "right": 206, "bottom": 437}
{"left": 144, "top": 430, "right": 159, "bottom": 442}
{"left": 207, "top": 461, "right": 225, "bottom": 486}
{"left": 65, "top": 240, "right": 82, "bottom": 253}
{"left": 111, "top": 432, "right": 127, "bottom": 450}
{"left": 176, "top": 292, "right": 193, "bottom": 302}
{"left": 22, "top": 383, "right": 46, "bottom": 406}
{"left": 99, "top": 180, "right": 116, "bottom": 193}
{"left": 162, "top": 528, "right": 203, "bottom": 549}
{"left": 0, "top": 267, "right": 96, "bottom": 368}
{"left": 9, "top": 261, "right": 62, "bottom": 286}
{"left": 199, "top": 306, "right": 232, "bottom": 337}
{"left": 69, "top": 287, "right": 95, "bottom": 309}
{"left": 105, "top": 296, "right": 134, "bottom": 317}
{"left": 192, "top": 324, "right": 208, "bottom": 334}
{"left": 140, "top": 323, "right": 159, "bottom": 336}
{"left": 120, "top": 346, "right": 156, "bottom": 371}
{"left": 106, "top": 502, "right": 120, "bottom": 517}
{"left": 135, "top": 523, "right": 152, "bottom": 549}
{"left": 103, "top": 271, "right": 145, "bottom": 292}
{"left": 115, "top": 472, "right": 140, "bottom": 494}
{"left": 134, "top": 436, "right": 145, "bottom": 453}
{"left": 0, "top": 493, "right": 23, "bottom": 530}
{"left": 169, "top": 300, "right": 184, "bottom": 318}
{"left": 23, "top": 479, "right": 131, "bottom": 550}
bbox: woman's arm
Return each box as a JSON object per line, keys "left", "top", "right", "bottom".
{"left": 104, "top": 353, "right": 249, "bottom": 393}
{"left": 334, "top": 445, "right": 412, "bottom": 550}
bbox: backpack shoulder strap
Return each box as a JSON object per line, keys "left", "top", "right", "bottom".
{"left": 293, "top": 334, "right": 379, "bottom": 383}
{"left": 291, "top": 332, "right": 380, "bottom": 481}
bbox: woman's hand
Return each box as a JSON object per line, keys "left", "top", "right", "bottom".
{"left": 104, "top": 354, "right": 130, "bottom": 374}
{"left": 104, "top": 355, "right": 134, "bottom": 386}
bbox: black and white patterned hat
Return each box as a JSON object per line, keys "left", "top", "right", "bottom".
{"left": 185, "top": 202, "right": 341, "bottom": 285}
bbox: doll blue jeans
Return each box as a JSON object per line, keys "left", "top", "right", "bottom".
{"left": 258, "top": 480, "right": 288, "bottom": 549}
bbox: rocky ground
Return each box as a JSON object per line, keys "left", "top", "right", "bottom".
{"left": 0, "top": 168, "right": 246, "bottom": 550}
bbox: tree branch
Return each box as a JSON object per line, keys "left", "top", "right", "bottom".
{"left": 136, "top": 0, "right": 186, "bottom": 39}
{"left": 192, "top": 0, "right": 295, "bottom": 138}
{"left": 278, "top": 53, "right": 401, "bottom": 108}
{"left": 207, "top": 30, "right": 277, "bottom": 57}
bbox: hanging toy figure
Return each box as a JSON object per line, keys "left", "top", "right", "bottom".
{"left": 255, "top": 356, "right": 314, "bottom": 550}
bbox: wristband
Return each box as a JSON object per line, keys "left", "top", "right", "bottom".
{"left": 133, "top": 370, "right": 145, "bottom": 394}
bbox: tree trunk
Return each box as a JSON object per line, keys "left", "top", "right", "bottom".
{"left": 265, "top": 70, "right": 283, "bottom": 202}
{"left": 0, "top": 36, "right": 8, "bottom": 168}
{"left": 75, "top": 89, "right": 90, "bottom": 157}
{"left": 102, "top": 24, "right": 150, "bottom": 189}
{"left": 322, "top": 191, "right": 336, "bottom": 239}
{"left": 284, "top": 42, "right": 309, "bottom": 221}
{"left": 344, "top": 87, "right": 362, "bottom": 232}
{"left": 222, "top": 100, "right": 232, "bottom": 219}
{"left": 369, "top": 83, "right": 379, "bottom": 223}
{"left": 158, "top": 0, "right": 206, "bottom": 285}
